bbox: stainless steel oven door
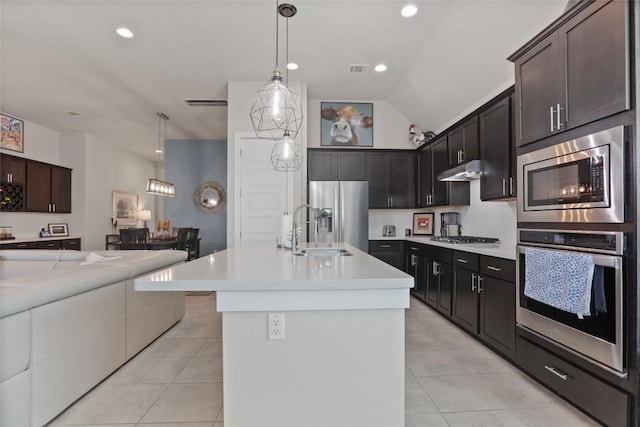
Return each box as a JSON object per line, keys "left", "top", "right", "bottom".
{"left": 516, "top": 245, "right": 625, "bottom": 376}
{"left": 517, "top": 125, "right": 624, "bottom": 223}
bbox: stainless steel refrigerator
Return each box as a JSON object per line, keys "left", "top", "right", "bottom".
{"left": 308, "top": 181, "right": 369, "bottom": 252}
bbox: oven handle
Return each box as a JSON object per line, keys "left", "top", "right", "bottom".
{"left": 516, "top": 245, "right": 622, "bottom": 269}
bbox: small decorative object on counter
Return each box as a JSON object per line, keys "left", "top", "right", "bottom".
{"left": 405, "top": 228, "right": 411, "bottom": 237}
{"left": 39, "top": 228, "right": 51, "bottom": 238}
{"left": 0, "top": 226, "right": 15, "bottom": 240}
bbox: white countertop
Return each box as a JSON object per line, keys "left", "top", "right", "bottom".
{"left": 134, "top": 242, "right": 414, "bottom": 293}
{"left": 369, "top": 235, "right": 516, "bottom": 260}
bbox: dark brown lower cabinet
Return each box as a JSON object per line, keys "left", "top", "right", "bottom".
{"left": 516, "top": 334, "right": 629, "bottom": 427}
{"left": 369, "top": 240, "right": 404, "bottom": 271}
{"left": 1, "top": 238, "right": 81, "bottom": 250}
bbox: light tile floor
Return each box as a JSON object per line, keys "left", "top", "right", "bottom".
{"left": 48, "top": 294, "right": 601, "bottom": 427}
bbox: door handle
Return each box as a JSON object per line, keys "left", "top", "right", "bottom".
{"left": 502, "top": 178, "right": 506, "bottom": 196}
{"left": 556, "top": 104, "right": 564, "bottom": 129}
{"left": 509, "top": 177, "right": 514, "bottom": 196}
{"left": 471, "top": 273, "right": 477, "bottom": 291}
{"left": 380, "top": 244, "right": 391, "bottom": 248}
{"left": 432, "top": 261, "right": 439, "bottom": 276}
{"left": 477, "top": 275, "right": 483, "bottom": 293}
{"left": 456, "top": 258, "right": 468, "bottom": 263}
{"left": 550, "top": 105, "right": 555, "bottom": 131}
{"left": 389, "top": 196, "right": 393, "bottom": 207}
{"left": 486, "top": 265, "right": 502, "bottom": 272}
{"left": 460, "top": 149, "right": 464, "bottom": 164}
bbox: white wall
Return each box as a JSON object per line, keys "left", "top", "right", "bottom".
{"left": 0, "top": 118, "right": 156, "bottom": 250}
{"left": 369, "top": 180, "right": 517, "bottom": 247}
{"left": 308, "top": 100, "right": 414, "bottom": 150}
{"left": 227, "top": 81, "right": 308, "bottom": 248}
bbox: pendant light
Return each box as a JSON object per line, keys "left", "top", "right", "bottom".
{"left": 146, "top": 113, "right": 176, "bottom": 197}
{"left": 270, "top": 7, "right": 302, "bottom": 172}
{"left": 249, "top": 2, "right": 303, "bottom": 140}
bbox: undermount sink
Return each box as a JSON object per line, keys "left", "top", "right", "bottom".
{"left": 294, "top": 248, "right": 353, "bottom": 257}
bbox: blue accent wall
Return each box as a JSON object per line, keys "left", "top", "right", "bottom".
{"left": 165, "top": 139, "right": 227, "bottom": 256}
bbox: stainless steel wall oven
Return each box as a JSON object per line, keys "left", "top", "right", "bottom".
{"left": 516, "top": 229, "right": 626, "bottom": 376}
{"left": 517, "top": 125, "right": 624, "bottom": 223}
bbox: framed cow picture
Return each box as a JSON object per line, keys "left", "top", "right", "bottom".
{"left": 320, "top": 102, "right": 373, "bottom": 147}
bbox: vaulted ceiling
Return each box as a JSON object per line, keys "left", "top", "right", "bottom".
{"left": 0, "top": 0, "right": 568, "bottom": 160}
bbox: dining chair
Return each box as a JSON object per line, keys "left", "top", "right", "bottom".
{"left": 175, "top": 227, "right": 191, "bottom": 252}
{"left": 119, "top": 229, "right": 139, "bottom": 250}
{"left": 186, "top": 228, "right": 200, "bottom": 261}
{"left": 136, "top": 227, "right": 150, "bottom": 249}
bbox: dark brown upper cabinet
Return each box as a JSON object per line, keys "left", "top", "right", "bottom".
{"left": 417, "top": 137, "right": 469, "bottom": 208}
{"left": 511, "top": 0, "right": 629, "bottom": 146}
{"left": 366, "top": 151, "right": 416, "bottom": 209}
{"left": 1, "top": 154, "right": 26, "bottom": 184}
{"left": 448, "top": 116, "right": 478, "bottom": 168}
{"left": 26, "top": 160, "right": 72, "bottom": 213}
{"left": 307, "top": 149, "right": 367, "bottom": 181}
{"left": 480, "top": 91, "right": 515, "bottom": 201}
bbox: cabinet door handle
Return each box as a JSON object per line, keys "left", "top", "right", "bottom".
{"left": 389, "top": 196, "right": 393, "bottom": 207}
{"left": 432, "top": 261, "right": 439, "bottom": 276}
{"left": 486, "top": 265, "right": 502, "bottom": 272}
{"left": 460, "top": 149, "right": 464, "bottom": 164}
{"left": 456, "top": 258, "right": 468, "bottom": 263}
{"left": 509, "top": 177, "right": 514, "bottom": 196}
{"left": 477, "top": 275, "right": 483, "bottom": 293}
{"left": 380, "top": 244, "right": 391, "bottom": 248}
{"left": 471, "top": 273, "right": 477, "bottom": 291}
{"left": 556, "top": 104, "right": 564, "bottom": 129}
{"left": 410, "top": 247, "right": 419, "bottom": 252}
{"left": 7, "top": 173, "right": 12, "bottom": 183}
{"left": 502, "top": 178, "right": 506, "bottom": 196}
{"left": 544, "top": 365, "right": 568, "bottom": 381}
{"left": 550, "top": 105, "right": 555, "bottom": 131}
{"left": 17, "top": 243, "right": 28, "bottom": 248}
{"left": 52, "top": 204, "right": 56, "bottom": 212}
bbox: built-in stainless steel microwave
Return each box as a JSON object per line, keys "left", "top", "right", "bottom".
{"left": 517, "top": 126, "right": 624, "bottom": 223}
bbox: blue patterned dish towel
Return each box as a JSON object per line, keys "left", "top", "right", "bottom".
{"left": 524, "top": 247, "right": 595, "bottom": 319}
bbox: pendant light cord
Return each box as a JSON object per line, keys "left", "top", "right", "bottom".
{"left": 274, "top": 0, "right": 279, "bottom": 71}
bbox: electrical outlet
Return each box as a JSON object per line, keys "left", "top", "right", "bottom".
{"left": 268, "top": 313, "right": 285, "bottom": 340}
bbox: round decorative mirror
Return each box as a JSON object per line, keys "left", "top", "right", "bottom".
{"left": 194, "top": 181, "right": 225, "bottom": 214}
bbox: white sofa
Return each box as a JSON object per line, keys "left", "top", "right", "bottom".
{"left": 0, "top": 249, "right": 187, "bottom": 427}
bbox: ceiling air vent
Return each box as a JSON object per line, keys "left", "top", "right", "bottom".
{"left": 183, "top": 99, "right": 228, "bottom": 107}
{"left": 65, "top": 111, "right": 84, "bottom": 116}
{"left": 349, "top": 64, "right": 370, "bottom": 73}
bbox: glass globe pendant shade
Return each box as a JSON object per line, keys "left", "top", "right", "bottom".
{"left": 270, "top": 132, "right": 302, "bottom": 171}
{"left": 250, "top": 70, "right": 303, "bottom": 141}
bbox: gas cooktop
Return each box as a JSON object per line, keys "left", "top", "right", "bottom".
{"left": 430, "top": 236, "right": 500, "bottom": 244}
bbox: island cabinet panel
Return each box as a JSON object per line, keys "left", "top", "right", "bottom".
{"left": 448, "top": 116, "right": 478, "bottom": 168}
{"left": 512, "top": 0, "right": 629, "bottom": 146}
{"left": 0, "top": 238, "right": 81, "bottom": 250}
{"left": 37, "top": 240, "right": 62, "bottom": 250}
{"left": 307, "top": 150, "right": 367, "bottom": 181}
{"left": 25, "top": 160, "right": 72, "bottom": 213}
{"left": 369, "top": 240, "right": 404, "bottom": 271}
{"left": 480, "top": 92, "right": 516, "bottom": 200}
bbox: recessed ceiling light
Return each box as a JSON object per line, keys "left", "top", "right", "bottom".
{"left": 116, "top": 27, "right": 134, "bottom": 38}
{"left": 287, "top": 62, "right": 299, "bottom": 70}
{"left": 374, "top": 64, "right": 387, "bottom": 72}
{"left": 155, "top": 149, "right": 163, "bottom": 154}
{"left": 401, "top": 4, "right": 418, "bottom": 18}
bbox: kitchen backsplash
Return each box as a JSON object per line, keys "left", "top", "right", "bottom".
{"left": 369, "top": 180, "right": 517, "bottom": 246}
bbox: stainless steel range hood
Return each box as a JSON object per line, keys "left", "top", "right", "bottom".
{"left": 437, "top": 159, "right": 482, "bottom": 181}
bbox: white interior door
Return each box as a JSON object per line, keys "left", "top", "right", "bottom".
{"left": 239, "top": 138, "right": 291, "bottom": 245}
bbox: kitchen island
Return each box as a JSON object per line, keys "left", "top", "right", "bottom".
{"left": 134, "top": 242, "right": 414, "bottom": 427}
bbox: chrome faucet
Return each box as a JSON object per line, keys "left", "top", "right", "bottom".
{"left": 291, "top": 204, "right": 318, "bottom": 253}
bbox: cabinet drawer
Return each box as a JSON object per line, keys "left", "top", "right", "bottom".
{"left": 37, "top": 240, "right": 62, "bottom": 249}
{"left": 61, "top": 238, "right": 81, "bottom": 250}
{"left": 405, "top": 243, "right": 426, "bottom": 256}
{"left": 516, "top": 336, "right": 629, "bottom": 427}
{"left": 369, "top": 240, "right": 403, "bottom": 252}
{"left": 0, "top": 241, "right": 38, "bottom": 250}
{"left": 427, "top": 246, "right": 451, "bottom": 264}
{"left": 479, "top": 256, "right": 515, "bottom": 282}
{"left": 452, "top": 250, "right": 478, "bottom": 270}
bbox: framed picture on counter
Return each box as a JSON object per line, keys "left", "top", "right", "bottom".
{"left": 413, "top": 212, "right": 434, "bottom": 236}
{"left": 48, "top": 223, "right": 69, "bottom": 237}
